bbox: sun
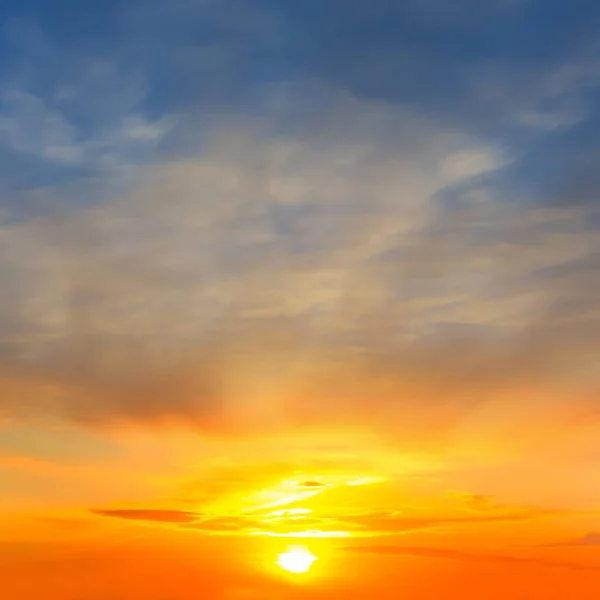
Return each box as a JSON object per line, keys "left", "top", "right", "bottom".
{"left": 276, "top": 546, "right": 317, "bottom": 574}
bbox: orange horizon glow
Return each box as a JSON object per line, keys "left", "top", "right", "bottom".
{"left": 4, "top": 415, "right": 600, "bottom": 599}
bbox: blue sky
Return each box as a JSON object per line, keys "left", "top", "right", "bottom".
{"left": 1, "top": 0, "right": 599, "bottom": 203}
{"left": 0, "top": 0, "right": 599, "bottom": 428}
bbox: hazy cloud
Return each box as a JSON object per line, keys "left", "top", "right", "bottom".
{"left": 345, "top": 545, "right": 600, "bottom": 571}
{"left": 93, "top": 502, "right": 558, "bottom": 536}
{"left": 296, "top": 481, "right": 327, "bottom": 488}
{"left": 91, "top": 509, "right": 200, "bottom": 523}
{"left": 0, "top": 97, "right": 597, "bottom": 439}
{"left": 545, "top": 532, "right": 600, "bottom": 547}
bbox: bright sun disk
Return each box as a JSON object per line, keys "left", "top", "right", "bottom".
{"left": 276, "top": 546, "right": 317, "bottom": 574}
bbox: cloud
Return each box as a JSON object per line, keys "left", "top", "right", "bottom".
{"left": 296, "top": 481, "right": 327, "bottom": 488}
{"left": 451, "top": 493, "right": 548, "bottom": 515}
{"left": 327, "top": 506, "right": 555, "bottom": 536}
{"left": 92, "top": 501, "right": 556, "bottom": 536}
{"left": 0, "top": 95, "right": 597, "bottom": 441}
{"left": 0, "top": 16, "right": 172, "bottom": 197}
{"left": 545, "top": 532, "right": 600, "bottom": 547}
{"left": 91, "top": 509, "right": 200, "bottom": 523}
{"left": 0, "top": 90, "right": 82, "bottom": 165}
{"left": 0, "top": 82, "right": 170, "bottom": 180}
{"left": 345, "top": 545, "right": 600, "bottom": 571}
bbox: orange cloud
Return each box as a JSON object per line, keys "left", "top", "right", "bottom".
{"left": 91, "top": 503, "right": 559, "bottom": 537}
{"left": 91, "top": 509, "right": 200, "bottom": 523}
{"left": 344, "top": 545, "right": 600, "bottom": 572}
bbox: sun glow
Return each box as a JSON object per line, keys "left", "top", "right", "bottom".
{"left": 276, "top": 546, "right": 317, "bottom": 574}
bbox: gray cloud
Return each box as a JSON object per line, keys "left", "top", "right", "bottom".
{"left": 0, "top": 101, "right": 598, "bottom": 436}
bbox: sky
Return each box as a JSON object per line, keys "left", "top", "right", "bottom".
{"left": 2, "top": 0, "right": 600, "bottom": 598}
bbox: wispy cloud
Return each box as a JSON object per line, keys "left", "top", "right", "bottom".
{"left": 0, "top": 97, "right": 597, "bottom": 439}
{"left": 344, "top": 544, "right": 600, "bottom": 571}
{"left": 91, "top": 497, "right": 560, "bottom": 537}
{"left": 296, "top": 481, "right": 327, "bottom": 488}
{"left": 91, "top": 509, "right": 200, "bottom": 524}
{"left": 544, "top": 532, "right": 600, "bottom": 547}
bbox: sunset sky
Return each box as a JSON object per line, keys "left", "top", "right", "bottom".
{"left": 2, "top": 1, "right": 600, "bottom": 598}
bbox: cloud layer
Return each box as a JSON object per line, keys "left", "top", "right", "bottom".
{"left": 0, "top": 96, "right": 598, "bottom": 437}
{"left": 345, "top": 544, "right": 600, "bottom": 572}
